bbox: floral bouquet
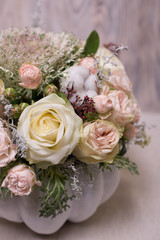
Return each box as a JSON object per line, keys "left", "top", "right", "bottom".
{"left": 0, "top": 28, "right": 149, "bottom": 233}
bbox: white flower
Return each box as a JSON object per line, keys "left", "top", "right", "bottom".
{"left": 17, "top": 94, "right": 82, "bottom": 166}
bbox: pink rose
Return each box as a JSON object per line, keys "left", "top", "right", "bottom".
{"left": 19, "top": 63, "right": 42, "bottom": 89}
{"left": 2, "top": 164, "right": 41, "bottom": 196}
{"left": 99, "top": 85, "right": 110, "bottom": 95}
{"left": 73, "top": 120, "right": 120, "bottom": 164}
{"left": 124, "top": 124, "right": 138, "bottom": 140}
{"left": 78, "top": 57, "right": 97, "bottom": 74}
{"left": 108, "top": 69, "right": 132, "bottom": 93}
{"left": 94, "top": 95, "right": 112, "bottom": 114}
{"left": 108, "top": 90, "right": 135, "bottom": 126}
{"left": 0, "top": 123, "right": 17, "bottom": 167}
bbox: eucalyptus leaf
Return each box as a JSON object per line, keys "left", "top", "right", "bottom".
{"left": 83, "top": 30, "right": 100, "bottom": 56}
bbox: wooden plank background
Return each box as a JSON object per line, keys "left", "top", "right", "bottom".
{"left": 0, "top": 0, "right": 159, "bottom": 112}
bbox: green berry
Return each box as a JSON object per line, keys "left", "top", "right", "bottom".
{"left": 19, "top": 102, "right": 29, "bottom": 111}
{"left": 11, "top": 104, "right": 21, "bottom": 119}
{"left": 4, "top": 88, "right": 17, "bottom": 100}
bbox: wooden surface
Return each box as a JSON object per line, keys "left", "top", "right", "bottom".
{"left": 0, "top": 0, "right": 159, "bottom": 112}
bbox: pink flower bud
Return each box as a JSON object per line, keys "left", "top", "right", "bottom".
{"left": 124, "top": 124, "right": 138, "bottom": 140}
{"left": 2, "top": 164, "right": 41, "bottom": 196}
{"left": 78, "top": 57, "right": 97, "bottom": 74}
{"left": 94, "top": 95, "right": 112, "bottom": 114}
{"left": 19, "top": 63, "right": 42, "bottom": 89}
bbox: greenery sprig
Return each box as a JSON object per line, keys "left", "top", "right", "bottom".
{"left": 38, "top": 166, "right": 74, "bottom": 218}
{"left": 100, "top": 155, "right": 139, "bottom": 175}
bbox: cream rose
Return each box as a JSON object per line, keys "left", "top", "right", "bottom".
{"left": 2, "top": 164, "right": 41, "bottom": 196}
{"left": 17, "top": 94, "right": 82, "bottom": 166}
{"left": 73, "top": 120, "right": 120, "bottom": 164}
{"left": 108, "top": 69, "right": 132, "bottom": 93}
{"left": 96, "top": 47, "right": 125, "bottom": 75}
{"left": 0, "top": 122, "right": 17, "bottom": 167}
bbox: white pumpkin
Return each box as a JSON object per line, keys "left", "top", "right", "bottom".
{"left": 0, "top": 166, "right": 120, "bottom": 234}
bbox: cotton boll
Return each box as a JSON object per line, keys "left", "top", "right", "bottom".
{"left": 85, "top": 90, "right": 97, "bottom": 99}
{"left": 76, "top": 90, "right": 87, "bottom": 101}
{"left": 69, "top": 90, "right": 86, "bottom": 106}
{"left": 61, "top": 66, "right": 89, "bottom": 91}
{"left": 68, "top": 66, "right": 89, "bottom": 81}
{"left": 72, "top": 75, "right": 85, "bottom": 91}
{"left": 84, "top": 74, "right": 97, "bottom": 92}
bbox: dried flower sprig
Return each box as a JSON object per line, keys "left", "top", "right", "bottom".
{"left": 134, "top": 122, "right": 151, "bottom": 147}
{"left": 0, "top": 28, "right": 83, "bottom": 99}
{"left": 96, "top": 44, "right": 128, "bottom": 85}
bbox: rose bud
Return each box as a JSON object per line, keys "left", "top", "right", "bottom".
{"left": 1, "top": 164, "right": 41, "bottom": 196}
{"left": 0, "top": 123, "right": 17, "bottom": 167}
{"left": 94, "top": 95, "right": 112, "bottom": 114}
{"left": 44, "top": 84, "right": 58, "bottom": 96}
{"left": 19, "top": 63, "right": 42, "bottom": 89}
{"left": 124, "top": 124, "right": 138, "bottom": 140}
{"left": 78, "top": 57, "right": 97, "bottom": 74}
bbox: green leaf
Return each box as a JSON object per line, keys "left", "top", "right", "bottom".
{"left": 57, "top": 91, "right": 68, "bottom": 102}
{"left": 99, "top": 155, "right": 139, "bottom": 175}
{"left": 85, "top": 112, "right": 98, "bottom": 122}
{"left": 83, "top": 30, "right": 100, "bottom": 56}
{"left": 114, "top": 156, "right": 139, "bottom": 175}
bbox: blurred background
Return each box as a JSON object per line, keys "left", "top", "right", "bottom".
{"left": 0, "top": 0, "right": 159, "bottom": 112}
